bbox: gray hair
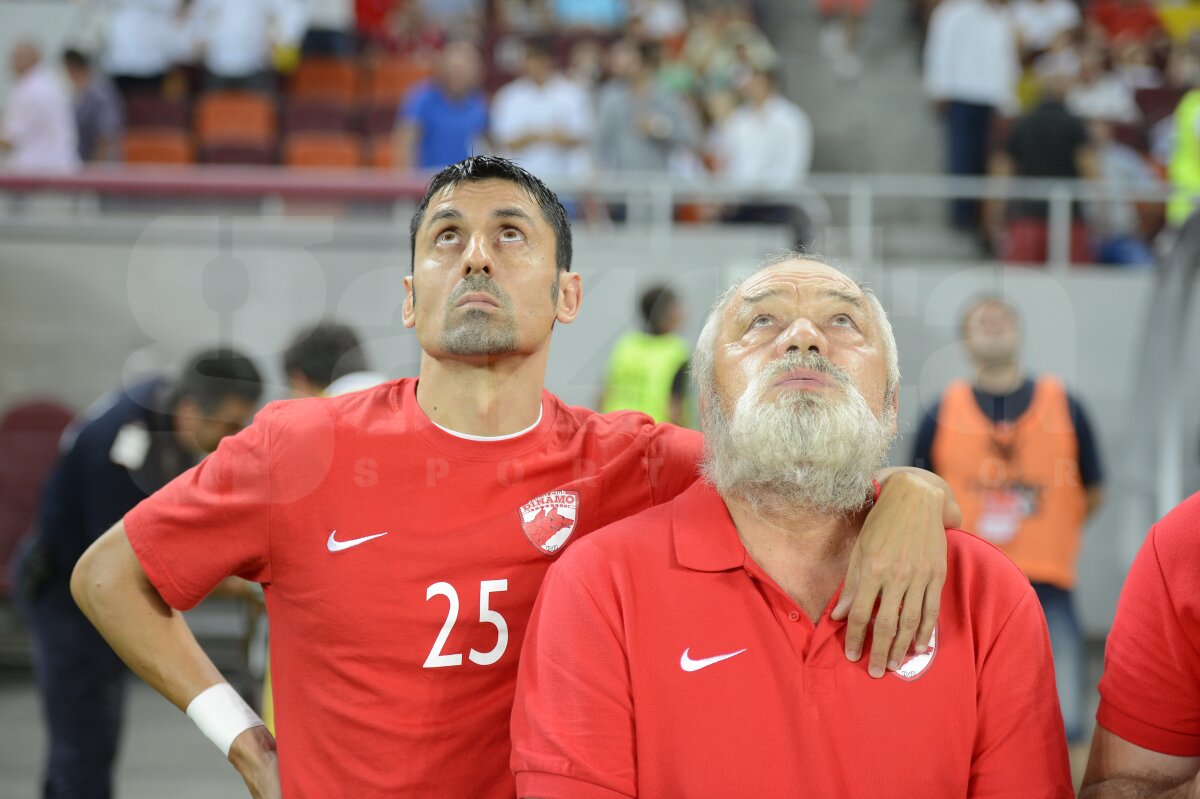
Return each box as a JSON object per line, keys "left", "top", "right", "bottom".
{"left": 691, "top": 252, "right": 900, "bottom": 412}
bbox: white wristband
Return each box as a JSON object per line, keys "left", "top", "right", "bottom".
{"left": 185, "top": 683, "right": 265, "bottom": 757}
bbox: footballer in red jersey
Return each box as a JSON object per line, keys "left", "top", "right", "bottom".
{"left": 72, "top": 157, "right": 958, "bottom": 798}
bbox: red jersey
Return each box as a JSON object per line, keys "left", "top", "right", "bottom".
{"left": 1097, "top": 492, "right": 1200, "bottom": 756}
{"left": 512, "top": 481, "right": 1072, "bottom": 798}
{"left": 123, "top": 379, "right": 702, "bottom": 798}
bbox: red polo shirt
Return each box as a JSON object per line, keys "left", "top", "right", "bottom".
{"left": 1097, "top": 491, "right": 1200, "bottom": 756}
{"left": 511, "top": 480, "right": 1072, "bottom": 798}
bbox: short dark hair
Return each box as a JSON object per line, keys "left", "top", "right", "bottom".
{"left": 177, "top": 349, "right": 263, "bottom": 413}
{"left": 525, "top": 36, "right": 555, "bottom": 61}
{"left": 408, "top": 156, "right": 572, "bottom": 274}
{"left": 640, "top": 286, "right": 679, "bottom": 335}
{"left": 62, "top": 48, "right": 89, "bottom": 71}
{"left": 284, "top": 322, "right": 368, "bottom": 389}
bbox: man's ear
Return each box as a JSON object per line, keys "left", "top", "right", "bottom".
{"left": 402, "top": 275, "right": 416, "bottom": 329}
{"left": 555, "top": 271, "right": 582, "bottom": 325}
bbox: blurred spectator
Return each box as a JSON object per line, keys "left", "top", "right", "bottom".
{"left": 1087, "top": 119, "right": 1157, "bottom": 266}
{"left": 498, "top": 0, "right": 555, "bottom": 33}
{"left": 285, "top": 322, "right": 387, "bottom": 397}
{"left": 1033, "top": 30, "right": 1081, "bottom": 83}
{"left": 1168, "top": 84, "right": 1200, "bottom": 226}
{"left": 554, "top": 0, "right": 628, "bottom": 31}
{"left": 416, "top": 0, "right": 484, "bottom": 36}
{"left": 1066, "top": 47, "right": 1140, "bottom": 124}
{"left": 62, "top": 49, "right": 123, "bottom": 163}
{"left": 1087, "top": 0, "right": 1164, "bottom": 45}
{"left": 1011, "top": 0, "right": 1080, "bottom": 54}
{"left": 682, "top": 3, "right": 777, "bottom": 90}
{"left": 600, "top": 285, "right": 690, "bottom": 425}
{"left": 567, "top": 38, "right": 606, "bottom": 91}
{"left": 1113, "top": 37, "right": 1163, "bottom": 89}
{"left": 923, "top": 0, "right": 1020, "bottom": 230}
{"left": 12, "top": 349, "right": 262, "bottom": 799}
{"left": 184, "top": 0, "right": 307, "bottom": 91}
{"left": 594, "top": 39, "right": 700, "bottom": 173}
{"left": 394, "top": 41, "right": 488, "bottom": 170}
{"left": 817, "top": 0, "right": 870, "bottom": 79}
{"left": 492, "top": 38, "right": 593, "bottom": 179}
{"left": 97, "top": 0, "right": 182, "bottom": 96}
{"left": 304, "top": 0, "right": 357, "bottom": 56}
{"left": 0, "top": 41, "right": 80, "bottom": 174}
{"left": 986, "top": 77, "right": 1098, "bottom": 263}
{"left": 630, "top": 0, "right": 689, "bottom": 42}
{"left": 1168, "top": 35, "right": 1200, "bottom": 88}
{"left": 711, "top": 68, "right": 814, "bottom": 246}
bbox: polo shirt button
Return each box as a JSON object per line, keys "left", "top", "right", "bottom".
{"left": 787, "top": 611, "right": 800, "bottom": 622}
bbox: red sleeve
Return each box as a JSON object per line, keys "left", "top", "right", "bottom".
{"left": 123, "top": 404, "right": 275, "bottom": 611}
{"left": 511, "top": 545, "right": 637, "bottom": 799}
{"left": 1097, "top": 523, "right": 1200, "bottom": 756}
{"left": 644, "top": 423, "right": 703, "bottom": 505}
{"left": 970, "top": 590, "right": 1074, "bottom": 796}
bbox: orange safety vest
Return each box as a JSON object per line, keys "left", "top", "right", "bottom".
{"left": 930, "top": 378, "right": 1088, "bottom": 589}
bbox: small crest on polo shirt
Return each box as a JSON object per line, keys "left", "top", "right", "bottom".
{"left": 518, "top": 490, "right": 579, "bottom": 555}
{"left": 893, "top": 624, "right": 939, "bottom": 682}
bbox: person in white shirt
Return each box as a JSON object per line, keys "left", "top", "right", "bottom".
{"left": 1067, "top": 46, "right": 1141, "bottom": 125}
{"left": 712, "top": 68, "right": 814, "bottom": 248}
{"left": 1011, "top": 0, "right": 1080, "bottom": 53}
{"left": 303, "top": 0, "right": 357, "bottom": 56}
{"left": 923, "top": 0, "right": 1020, "bottom": 230}
{"left": 184, "top": 0, "right": 306, "bottom": 91}
{"left": 491, "top": 38, "right": 593, "bottom": 180}
{"left": 98, "top": 0, "right": 183, "bottom": 96}
{"left": 1, "top": 41, "right": 81, "bottom": 174}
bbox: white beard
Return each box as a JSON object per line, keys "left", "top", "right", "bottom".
{"left": 702, "top": 353, "right": 895, "bottom": 515}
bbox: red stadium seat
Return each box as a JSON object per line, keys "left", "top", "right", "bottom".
{"left": 365, "top": 57, "right": 432, "bottom": 108}
{"left": 0, "top": 400, "right": 73, "bottom": 597}
{"left": 289, "top": 57, "right": 360, "bottom": 103}
{"left": 366, "top": 135, "right": 395, "bottom": 169}
{"left": 124, "top": 94, "right": 189, "bottom": 130}
{"left": 195, "top": 92, "right": 278, "bottom": 164}
{"left": 123, "top": 129, "right": 197, "bottom": 164}
{"left": 1135, "top": 87, "right": 1187, "bottom": 128}
{"left": 282, "top": 100, "right": 354, "bottom": 135}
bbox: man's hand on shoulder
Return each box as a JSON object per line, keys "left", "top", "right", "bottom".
{"left": 831, "top": 468, "right": 951, "bottom": 678}
{"left": 228, "top": 726, "right": 281, "bottom": 799}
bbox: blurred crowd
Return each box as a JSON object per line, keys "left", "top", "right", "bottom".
{"left": 920, "top": 0, "right": 1200, "bottom": 267}
{"left": 0, "top": 0, "right": 814, "bottom": 207}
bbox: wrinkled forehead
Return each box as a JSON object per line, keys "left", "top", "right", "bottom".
{"left": 723, "top": 262, "right": 867, "bottom": 328}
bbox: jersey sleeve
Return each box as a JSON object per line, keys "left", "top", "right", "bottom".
{"left": 511, "top": 546, "right": 637, "bottom": 799}
{"left": 644, "top": 423, "right": 703, "bottom": 505}
{"left": 970, "top": 589, "right": 1074, "bottom": 796}
{"left": 123, "top": 404, "right": 276, "bottom": 611}
{"left": 1097, "top": 522, "right": 1200, "bottom": 756}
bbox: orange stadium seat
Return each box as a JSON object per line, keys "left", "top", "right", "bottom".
{"left": 289, "top": 57, "right": 359, "bottom": 103}
{"left": 195, "top": 91, "right": 277, "bottom": 144}
{"left": 283, "top": 131, "right": 363, "bottom": 168}
{"left": 123, "top": 129, "right": 197, "bottom": 164}
{"left": 366, "top": 135, "right": 395, "bottom": 169}
{"left": 366, "top": 57, "right": 432, "bottom": 107}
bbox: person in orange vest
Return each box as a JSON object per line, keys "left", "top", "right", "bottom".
{"left": 911, "top": 295, "right": 1104, "bottom": 757}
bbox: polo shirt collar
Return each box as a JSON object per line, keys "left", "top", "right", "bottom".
{"left": 672, "top": 480, "right": 748, "bottom": 572}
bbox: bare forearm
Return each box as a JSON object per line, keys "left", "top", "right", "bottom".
{"left": 875, "top": 466, "right": 962, "bottom": 528}
{"left": 71, "top": 523, "right": 225, "bottom": 711}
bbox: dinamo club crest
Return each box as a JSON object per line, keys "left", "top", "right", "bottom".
{"left": 894, "top": 624, "right": 938, "bottom": 682}
{"left": 518, "top": 490, "right": 580, "bottom": 555}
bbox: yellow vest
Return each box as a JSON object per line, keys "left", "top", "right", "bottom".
{"left": 1169, "top": 89, "right": 1200, "bottom": 226}
{"left": 601, "top": 332, "right": 691, "bottom": 424}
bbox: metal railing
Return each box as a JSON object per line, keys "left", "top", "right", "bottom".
{"left": 0, "top": 167, "right": 1177, "bottom": 270}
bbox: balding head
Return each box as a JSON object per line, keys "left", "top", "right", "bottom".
{"left": 10, "top": 40, "right": 39, "bottom": 77}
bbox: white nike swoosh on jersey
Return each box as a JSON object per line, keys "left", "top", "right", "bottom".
{"left": 326, "top": 530, "right": 389, "bottom": 552}
{"left": 680, "top": 647, "right": 747, "bottom": 672}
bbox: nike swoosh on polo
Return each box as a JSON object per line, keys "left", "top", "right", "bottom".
{"left": 326, "top": 530, "right": 389, "bottom": 552}
{"left": 680, "top": 647, "right": 747, "bottom": 672}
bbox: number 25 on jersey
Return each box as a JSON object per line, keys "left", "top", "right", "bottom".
{"left": 423, "top": 580, "right": 509, "bottom": 668}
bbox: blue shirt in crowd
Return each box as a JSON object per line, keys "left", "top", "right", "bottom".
{"left": 400, "top": 82, "right": 489, "bottom": 170}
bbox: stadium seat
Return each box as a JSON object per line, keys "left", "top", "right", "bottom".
{"left": 123, "top": 129, "right": 197, "bottom": 164}
{"left": 1135, "top": 87, "right": 1187, "bottom": 128}
{"left": 282, "top": 131, "right": 362, "bottom": 168}
{"left": 195, "top": 92, "right": 278, "bottom": 164}
{"left": 365, "top": 57, "right": 432, "bottom": 108}
{"left": 0, "top": 400, "right": 73, "bottom": 598}
{"left": 282, "top": 100, "right": 354, "bottom": 135}
{"left": 362, "top": 103, "right": 401, "bottom": 136}
{"left": 289, "top": 57, "right": 359, "bottom": 103}
{"left": 366, "top": 135, "right": 395, "bottom": 169}
{"left": 123, "top": 94, "right": 189, "bottom": 130}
